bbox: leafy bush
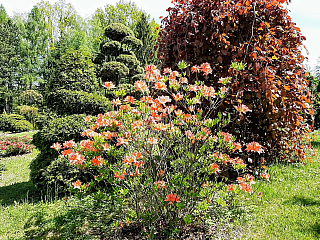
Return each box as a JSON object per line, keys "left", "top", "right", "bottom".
{"left": 43, "top": 156, "right": 101, "bottom": 195}
{"left": 34, "top": 110, "right": 59, "bottom": 130}
{"left": 30, "top": 114, "right": 91, "bottom": 192}
{"left": 100, "top": 61, "right": 129, "bottom": 84}
{"left": 104, "top": 23, "right": 134, "bottom": 42}
{"left": 116, "top": 54, "right": 140, "bottom": 69}
{"left": 20, "top": 90, "right": 43, "bottom": 106}
{"left": 0, "top": 114, "right": 33, "bottom": 133}
{"left": 11, "top": 120, "right": 33, "bottom": 133}
{"left": 157, "top": 0, "right": 312, "bottom": 163}
{"left": 45, "top": 90, "right": 112, "bottom": 115}
{"left": 100, "top": 41, "right": 121, "bottom": 56}
{"left": 53, "top": 62, "right": 267, "bottom": 238}
{"left": 18, "top": 105, "right": 39, "bottom": 127}
{"left": 121, "top": 35, "right": 143, "bottom": 49}
{"left": 0, "top": 135, "right": 34, "bottom": 157}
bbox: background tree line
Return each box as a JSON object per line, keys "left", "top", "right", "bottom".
{"left": 0, "top": 0, "right": 159, "bottom": 115}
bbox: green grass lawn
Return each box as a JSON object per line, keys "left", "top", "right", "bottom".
{"left": 0, "top": 131, "right": 319, "bottom": 239}
{"left": 239, "top": 131, "right": 320, "bottom": 240}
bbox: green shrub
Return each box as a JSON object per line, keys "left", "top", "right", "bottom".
{"left": 116, "top": 54, "right": 140, "bottom": 69}
{"left": 100, "top": 41, "right": 121, "bottom": 56}
{"left": 18, "top": 105, "right": 39, "bottom": 127}
{"left": 0, "top": 114, "right": 33, "bottom": 133}
{"left": 11, "top": 120, "right": 33, "bottom": 133}
{"left": 30, "top": 114, "right": 91, "bottom": 192}
{"left": 104, "top": 23, "right": 134, "bottom": 42}
{"left": 121, "top": 35, "right": 143, "bottom": 49}
{"left": 43, "top": 156, "right": 101, "bottom": 195}
{"left": 20, "top": 90, "right": 43, "bottom": 106}
{"left": 100, "top": 61, "right": 129, "bottom": 84}
{"left": 45, "top": 90, "right": 111, "bottom": 116}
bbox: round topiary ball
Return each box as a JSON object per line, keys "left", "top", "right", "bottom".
{"left": 121, "top": 35, "right": 143, "bottom": 49}
{"left": 100, "top": 61, "right": 129, "bottom": 82}
{"left": 104, "top": 23, "right": 134, "bottom": 42}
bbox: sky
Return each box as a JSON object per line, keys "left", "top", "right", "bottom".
{"left": 1, "top": 0, "right": 319, "bottom": 70}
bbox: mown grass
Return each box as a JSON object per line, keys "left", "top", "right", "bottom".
{"left": 1, "top": 130, "right": 319, "bottom": 239}
{"left": 239, "top": 131, "right": 320, "bottom": 240}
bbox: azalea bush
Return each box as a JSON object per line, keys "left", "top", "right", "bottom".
{"left": 52, "top": 62, "right": 269, "bottom": 238}
{"left": 0, "top": 135, "right": 34, "bottom": 157}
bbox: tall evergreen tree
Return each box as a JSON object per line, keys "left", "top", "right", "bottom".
{"left": 0, "top": 5, "right": 22, "bottom": 113}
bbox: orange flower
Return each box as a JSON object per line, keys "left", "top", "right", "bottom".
{"left": 200, "top": 62, "right": 212, "bottom": 76}
{"left": 147, "top": 137, "right": 158, "bottom": 144}
{"left": 260, "top": 172, "right": 270, "bottom": 180}
{"left": 245, "top": 141, "right": 264, "bottom": 154}
{"left": 112, "top": 98, "right": 121, "bottom": 106}
{"left": 154, "top": 181, "right": 166, "bottom": 189}
{"left": 83, "top": 116, "right": 92, "bottom": 122}
{"left": 145, "top": 64, "right": 157, "bottom": 71}
{"left": 72, "top": 180, "right": 82, "bottom": 189}
{"left": 114, "top": 171, "right": 126, "bottom": 180}
{"left": 157, "top": 96, "right": 172, "bottom": 105}
{"left": 61, "top": 148, "right": 73, "bottom": 156}
{"left": 140, "top": 95, "right": 153, "bottom": 103}
{"left": 51, "top": 142, "right": 62, "bottom": 151}
{"left": 164, "top": 193, "right": 180, "bottom": 204}
{"left": 154, "top": 82, "right": 167, "bottom": 90}
{"left": 124, "top": 96, "right": 135, "bottom": 104}
{"left": 209, "top": 163, "right": 220, "bottom": 173}
{"left": 163, "top": 67, "right": 172, "bottom": 74}
{"left": 234, "top": 104, "right": 252, "bottom": 114}
{"left": 188, "top": 84, "right": 198, "bottom": 92}
{"left": 239, "top": 182, "right": 253, "bottom": 194}
{"left": 232, "top": 142, "right": 242, "bottom": 152}
{"left": 179, "top": 77, "right": 188, "bottom": 84}
{"left": 134, "top": 80, "right": 148, "bottom": 91}
{"left": 220, "top": 132, "right": 233, "bottom": 143}
{"left": 116, "top": 137, "right": 131, "bottom": 146}
{"left": 103, "top": 81, "right": 116, "bottom": 90}
{"left": 63, "top": 140, "right": 75, "bottom": 149}
{"left": 191, "top": 65, "right": 200, "bottom": 73}
{"left": 227, "top": 184, "right": 234, "bottom": 191}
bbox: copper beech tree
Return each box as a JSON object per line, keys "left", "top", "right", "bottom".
{"left": 157, "top": 0, "right": 313, "bottom": 164}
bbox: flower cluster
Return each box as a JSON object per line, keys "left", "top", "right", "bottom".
{"left": 0, "top": 136, "right": 34, "bottom": 157}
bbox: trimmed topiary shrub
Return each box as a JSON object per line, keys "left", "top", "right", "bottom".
{"left": 30, "top": 114, "right": 90, "bottom": 192}
{"left": 45, "top": 90, "right": 112, "bottom": 115}
{"left": 100, "top": 61, "right": 129, "bottom": 85}
{"left": 11, "top": 120, "right": 33, "bottom": 133}
{"left": 104, "top": 23, "right": 134, "bottom": 42}
{"left": 121, "top": 35, "right": 143, "bottom": 49}
{"left": 100, "top": 41, "right": 121, "bottom": 56}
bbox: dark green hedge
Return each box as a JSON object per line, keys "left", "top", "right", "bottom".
{"left": 45, "top": 90, "right": 111, "bottom": 115}
{"left": 30, "top": 114, "right": 90, "bottom": 192}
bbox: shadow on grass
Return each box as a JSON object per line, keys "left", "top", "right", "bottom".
{"left": 311, "top": 141, "right": 320, "bottom": 148}
{"left": 283, "top": 195, "right": 320, "bottom": 207}
{"left": 23, "top": 202, "right": 113, "bottom": 240}
{"left": 0, "top": 181, "right": 40, "bottom": 205}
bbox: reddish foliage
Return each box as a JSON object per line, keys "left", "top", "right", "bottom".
{"left": 157, "top": 0, "right": 312, "bottom": 163}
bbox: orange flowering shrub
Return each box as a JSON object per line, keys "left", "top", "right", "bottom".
{"left": 52, "top": 62, "right": 268, "bottom": 237}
